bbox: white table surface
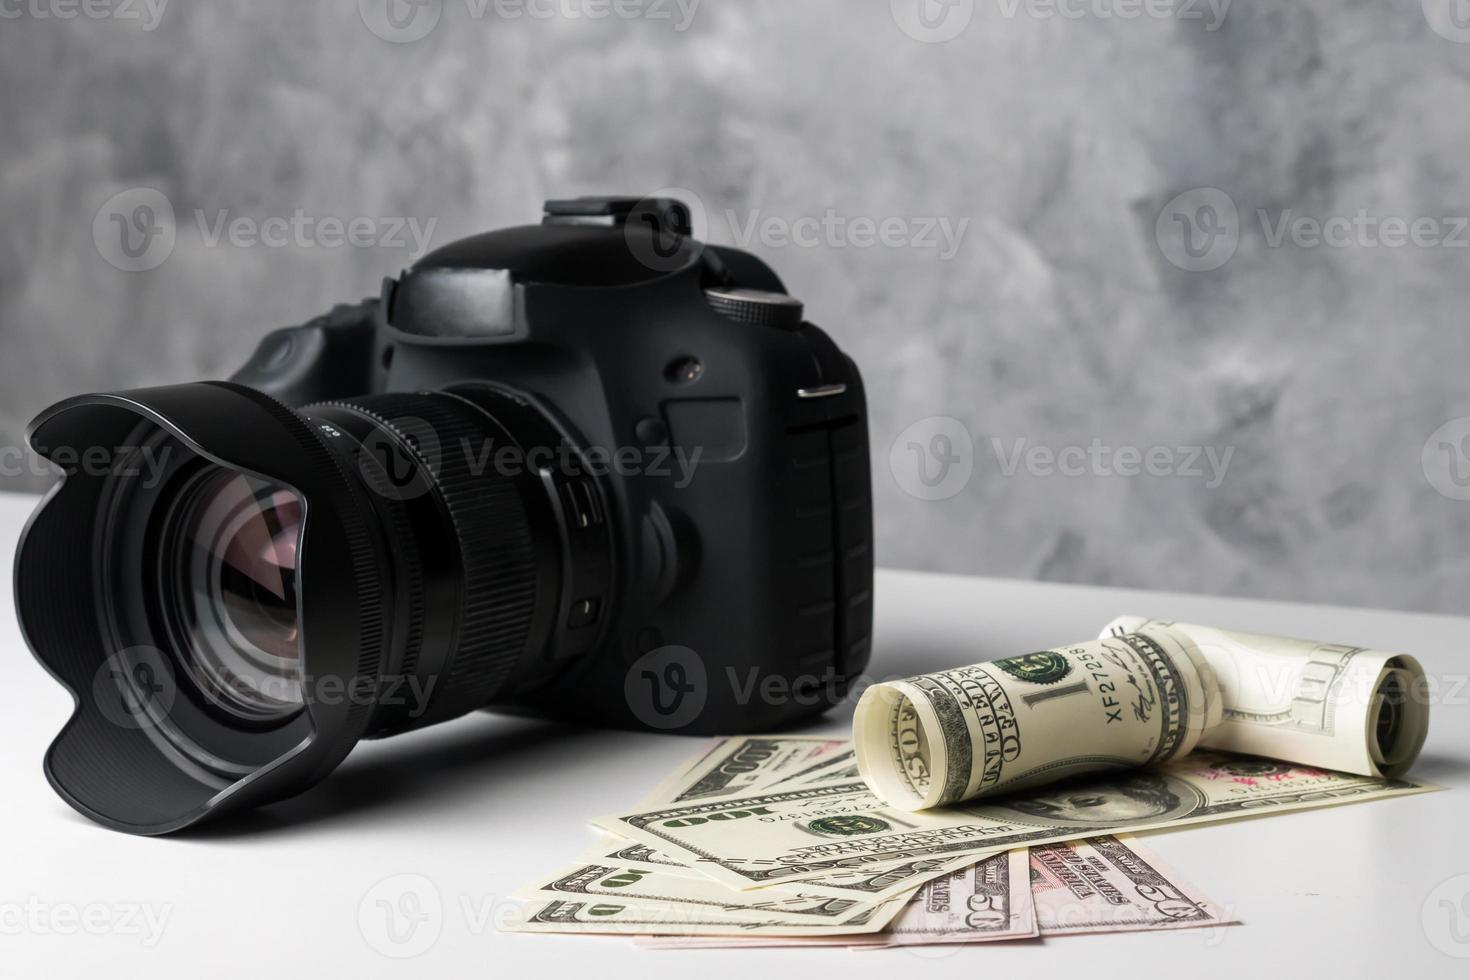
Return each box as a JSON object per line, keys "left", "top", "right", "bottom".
{"left": 1, "top": 489, "right": 1466, "bottom": 978}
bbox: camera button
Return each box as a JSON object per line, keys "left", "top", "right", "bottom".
{"left": 560, "top": 479, "right": 603, "bottom": 529}
{"left": 568, "top": 597, "right": 601, "bottom": 629}
{"left": 705, "top": 287, "right": 804, "bottom": 330}
{"left": 797, "top": 384, "right": 848, "bottom": 399}
{"left": 635, "top": 417, "right": 669, "bottom": 446}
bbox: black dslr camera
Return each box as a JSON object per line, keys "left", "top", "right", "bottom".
{"left": 15, "top": 197, "right": 873, "bottom": 835}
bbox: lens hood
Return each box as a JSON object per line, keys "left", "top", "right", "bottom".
{"left": 15, "top": 381, "right": 386, "bottom": 834}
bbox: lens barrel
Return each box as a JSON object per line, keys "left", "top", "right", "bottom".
{"left": 302, "top": 386, "right": 612, "bottom": 733}
{"left": 15, "top": 381, "right": 611, "bottom": 834}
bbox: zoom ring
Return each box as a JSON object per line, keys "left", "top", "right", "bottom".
{"left": 335, "top": 392, "right": 544, "bottom": 725}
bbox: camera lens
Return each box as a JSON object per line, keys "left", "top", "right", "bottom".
{"left": 300, "top": 388, "right": 578, "bottom": 732}
{"left": 163, "top": 470, "right": 305, "bottom": 722}
{"left": 16, "top": 380, "right": 613, "bottom": 833}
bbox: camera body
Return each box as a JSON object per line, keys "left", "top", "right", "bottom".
{"left": 232, "top": 197, "right": 874, "bottom": 734}
{"left": 16, "top": 195, "right": 875, "bottom": 832}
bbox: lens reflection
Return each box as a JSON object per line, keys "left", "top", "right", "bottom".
{"left": 167, "top": 470, "right": 305, "bottom": 721}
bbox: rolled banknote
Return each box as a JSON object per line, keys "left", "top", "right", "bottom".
{"left": 853, "top": 626, "right": 1223, "bottom": 810}
{"left": 1101, "top": 617, "right": 1429, "bottom": 778}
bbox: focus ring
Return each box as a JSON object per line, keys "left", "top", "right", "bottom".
{"left": 338, "top": 425, "right": 429, "bottom": 736}
{"left": 334, "top": 392, "right": 543, "bottom": 724}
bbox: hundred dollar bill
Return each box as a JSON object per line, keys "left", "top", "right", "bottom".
{"left": 853, "top": 627, "right": 1223, "bottom": 810}
{"left": 594, "top": 750, "right": 1437, "bottom": 892}
{"left": 640, "top": 735, "right": 850, "bottom": 806}
{"left": 783, "top": 752, "right": 861, "bottom": 787}
{"left": 583, "top": 835, "right": 971, "bottom": 902}
{"left": 585, "top": 737, "right": 971, "bottom": 903}
{"left": 579, "top": 736, "right": 851, "bottom": 878}
{"left": 731, "top": 856, "right": 974, "bottom": 903}
{"left": 1103, "top": 617, "right": 1429, "bottom": 778}
{"left": 515, "top": 861, "right": 898, "bottom": 925}
{"left": 576, "top": 734, "right": 846, "bottom": 875}
{"left": 768, "top": 749, "right": 857, "bottom": 787}
{"left": 588, "top": 837, "right": 692, "bottom": 872}
{"left": 1030, "top": 834, "right": 1233, "bottom": 935}
{"left": 636, "top": 850, "right": 1031, "bottom": 950}
{"left": 501, "top": 894, "right": 905, "bottom": 937}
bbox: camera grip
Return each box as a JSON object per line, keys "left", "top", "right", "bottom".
{"left": 230, "top": 300, "right": 380, "bottom": 407}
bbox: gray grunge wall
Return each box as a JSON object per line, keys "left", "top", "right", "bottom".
{"left": 4, "top": 0, "right": 1470, "bottom": 613}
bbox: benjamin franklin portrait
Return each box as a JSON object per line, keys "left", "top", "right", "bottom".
{"left": 975, "top": 772, "right": 1201, "bottom": 828}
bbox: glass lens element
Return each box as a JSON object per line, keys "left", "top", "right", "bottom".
{"left": 168, "top": 470, "right": 305, "bottom": 721}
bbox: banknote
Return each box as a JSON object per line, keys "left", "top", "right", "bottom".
{"left": 870, "top": 834, "right": 1232, "bottom": 945}
{"left": 501, "top": 895, "right": 906, "bottom": 937}
{"left": 638, "top": 834, "right": 1234, "bottom": 949}
{"left": 515, "top": 860, "right": 896, "bottom": 925}
{"left": 587, "top": 837, "right": 691, "bottom": 872}
{"left": 1103, "top": 617, "right": 1429, "bottom": 778}
{"left": 511, "top": 738, "right": 934, "bottom": 938}
{"left": 768, "top": 750, "right": 857, "bottom": 787}
{"left": 583, "top": 835, "right": 973, "bottom": 902}
{"left": 594, "top": 749, "right": 1437, "bottom": 892}
{"left": 633, "top": 850, "right": 1030, "bottom": 950}
{"left": 639, "top": 735, "right": 850, "bottom": 806}
{"left": 852, "top": 627, "right": 1223, "bottom": 810}
{"left": 585, "top": 735, "right": 970, "bottom": 903}
{"left": 783, "top": 752, "right": 861, "bottom": 787}
{"left": 1030, "top": 834, "right": 1235, "bottom": 936}
{"left": 580, "top": 736, "right": 853, "bottom": 879}
{"left": 751, "top": 856, "right": 979, "bottom": 903}
{"left": 860, "top": 849, "right": 1035, "bottom": 947}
